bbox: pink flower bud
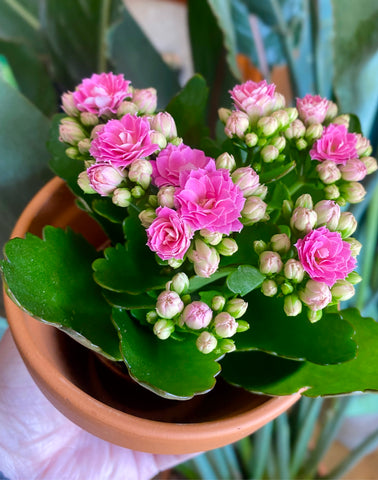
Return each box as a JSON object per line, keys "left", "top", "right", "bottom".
{"left": 241, "top": 196, "right": 267, "bottom": 225}
{"left": 78, "top": 138, "right": 91, "bottom": 154}
{"left": 188, "top": 239, "right": 220, "bottom": 278}
{"left": 284, "top": 294, "right": 302, "bottom": 316}
{"left": 153, "top": 319, "right": 175, "bottom": 340}
{"left": 217, "top": 238, "right": 238, "bottom": 256}
{"left": 331, "top": 280, "right": 355, "bottom": 302}
{"left": 225, "top": 298, "right": 248, "bottom": 318}
{"left": 171, "top": 272, "right": 189, "bottom": 295}
{"left": 257, "top": 116, "right": 279, "bottom": 137}
{"left": 212, "top": 295, "right": 226, "bottom": 311}
{"left": 272, "top": 109, "right": 290, "bottom": 128}
{"left": 225, "top": 111, "right": 250, "bottom": 138}
{"left": 290, "top": 207, "right": 317, "bottom": 234}
{"left": 284, "top": 259, "right": 304, "bottom": 283}
{"left": 132, "top": 88, "right": 157, "bottom": 114}
{"left": 156, "top": 290, "right": 184, "bottom": 319}
{"left": 324, "top": 184, "right": 340, "bottom": 200}
{"left": 149, "top": 131, "right": 167, "bottom": 150}
{"left": 261, "top": 145, "right": 279, "bottom": 163}
{"left": 218, "top": 107, "right": 232, "bottom": 123}
{"left": 340, "top": 182, "right": 366, "bottom": 203}
{"left": 59, "top": 117, "right": 86, "bottom": 145}
{"left": 299, "top": 280, "right": 332, "bottom": 311}
{"left": 245, "top": 133, "right": 258, "bottom": 147}
{"left": 284, "top": 119, "right": 306, "bottom": 139}
{"left": 316, "top": 160, "right": 342, "bottom": 184}
{"left": 87, "top": 163, "right": 125, "bottom": 196}
{"left": 128, "top": 159, "right": 153, "bottom": 189}
{"left": 157, "top": 185, "right": 175, "bottom": 208}
{"left": 112, "top": 188, "right": 132, "bottom": 207}
{"left": 271, "top": 233, "right": 290, "bottom": 254}
{"left": 296, "top": 94, "right": 329, "bottom": 125}
{"left": 344, "top": 237, "right": 362, "bottom": 257}
{"left": 77, "top": 171, "right": 96, "bottom": 194}
{"left": 360, "top": 156, "right": 378, "bottom": 175}
{"left": 117, "top": 101, "right": 138, "bottom": 117}
{"left": 61, "top": 92, "right": 79, "bottom": 116}
{"left": 355, "top": 134, "right": 372, "bottom": 157}
{"left": 295, "top": 194, "right": 313, "bottom": 210}
{"left": 182, "top": 301, "right": 213, "bottom": 329}
{"left": 138, "top": 208, "right": 156, "bottom": 228}
{"left": 232, "top": 166, "right": 260, "bottom": 197}
{"left": 214, "top": 312, "right": 238, "bottom": 337}
{"left": 216, "top": 152, "right": 236, "bottom": 170}
{"left": 339, "top": 158, "right": 367, "bottom": 181}
{"left": 261, "top": 279, "right": 277, "bottom": 296}
{"left": 337, "top": 212, "right": 357, "bottom": 238}
{"left": 150, "top": 112, "right": 177, "bottom": 140}
{"left": 259, "top": 251, "right": 283, "bottom": 275}
{"left": 80, "top": 112, "right": 99, "bottom": 127}
{"left": 314, "top": 200, "right": 341, "bottom": 231}
{"left": 196, "top": 331, "right": 217, "bottom": 354}
{"left": 200, "top": 229, "right": 223, "bottom": 246}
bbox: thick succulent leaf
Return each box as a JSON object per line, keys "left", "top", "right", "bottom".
{"left": 226, "top": 265, "right": 265, "bottom": 295}
{"left": 109, "top": 8, "right": 180, "bottom": 109}
{"left": 103, "top": 290, "right": 155, "bottom": 310}
{"left": 0, "top": 0, "right": 42, "bottom": 50}
{"left": 188, "top": 266, "right": 235, "bottom": 293}
{"left": 234, "top": 290, "right": 356, "bottom": 365}
{"left": 112, "top": 308, "right": 221, "bottom": 399}
{"left": 93, "top": 212, "right": 170, "bottom": 293}
{"left": 166, "top": 75, "right": 209, "bottom": 148}
{"left": 92, "top": 198, "right": 127, "bottom": 224}
{"left": 221, "top": 309, "right": 378, "bottom": 396}
{"left": 1, "top": 226, "right": 121, "bottom": 360}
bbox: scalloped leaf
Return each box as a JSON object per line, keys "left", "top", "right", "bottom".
{"left": 233, "top": 290, "right": 356, "bottom": 365}
{"left": 226, "top": 265, "right": 265, "bottom": 295}
{"left": 103, "top": 290, "right": 155, "bottom": 310}
{"left": 1, "top": 226, "right": 121, "bottom": 360}
{"left": 112, "top": 308, "right": 221, "bottom": 399}
{"left": 221, "top": 309, "right": 378, "bottom": 397}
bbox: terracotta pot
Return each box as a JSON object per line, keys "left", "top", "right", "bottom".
{"left": 4, "top": 177, "right": 300, "bottom": 454}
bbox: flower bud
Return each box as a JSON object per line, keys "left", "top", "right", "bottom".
{"left": 200, "top": 229, "right": 223, "bottom": 246}
{"left": 307, "top": 309, "right": 323, "bottom": 323}
{"left": 253, "top": 240, "right": 267, "bottom": 255}
{"left": 225, "top": 298, "right": 248, "bottom": 318}
{"left": 360, "top": 156, "right": 377, "bottom": 175}
{"left": 316, "top": 160, "right": 342, "bottom": 184}
{"left": 296, "top": 138, "right": 308, "bottom": 151}
{"left": 148, "top": 195, "right": 158, "bottom": 208}
{"left": 78, "top": 138, "right": 91, "bottom": 154}
{"left": 344, "top": 237, "right": 362, "bottom": 257}
{"left": 157, "top": 185, "right": 175, "bottom": 208}
{"left": 290, "top": 207, "right": 317, "bottom": 234}
{"left": 346, "top": 271, "right": 362, "bottom": 285}
{"left": 131, "top": 185, "right": 145, "bottom": 198}
{"left": 171, "top": 272, "right": 190, "bottom": 295}
{"left": 196, "top": 331, "right": 217, "bottom": 354}
{"left": 170, "top": 136, "right": 183, "bottom": 146}
{"left": 212, "top": 295, "right": 226, "bottom": 312}
{"left": 284, "top": 119, "right": 306, "bottom": 139}
{"left": 253, "top": 184, "right": 268, "bottom": 200}
{"left": 150, "top": 131, "right": 167, "bottom": 150}
{"left": 274, "top": 92, "right": 286, "bottom": 110}
{"left": 150, "top": 112, "right": 177, "bottom": 140}
{"left": 282, "top": 199, "right": 293, "bottom": 218}
{"left": 284, "top": 259, "right": 305, "bottom": 283}
{"left": 261, "top": 279, "right": 278, "bottom": 297}
{"left": 218, "top": 107, "right": 232, "bottom": 123}
{"left": 245, "top": 132, "right": 258, "bottom": 147}
{"left": 80, "top": 112, "right": 99, "bottom": 127}
{"left": 324, "top": 184, "right": 340, "bottom": 200}
{"left": 325, "top": 101, "right": 338, "bottom": 120}
{"left": 314, "top": 200, "right": 341, "bottom": 231}
{"left": 132, "top": 87, "right": 157, "bottom": 114}
{"left": 61, "top": 92, "right": 79, "bottom": 116}
{"left": 90, "top": 124, "right": 104, "bottom": 139}
{"left": 340, "top": 182, "right": 366, "bottom": 204}
{"left": 331, "top": 280, "right": 355, "bottom": 302}
{"left": 236, "top": 320, "right": 250, "bottom": 332}
{"left": 153, "top": 319, "right": 175, "bottom": 340}
{"left": 232, "top": 166, "right": 260, "bottom": 197}
{"left": 261, "top": 145, "right": 279, "bottom": 163}
{"left": 355, "top": 134, "right": 372, "bottom": 157}
{"left": 87, "top": 164, "right": 125, "bottom": 196}
{"left": 337, "top": 212, "right": 357, "bottom": 238}
{"left": 146, "top": 310, "right": 158, "bottom": 324}
{"left": 285, "top": 107, "right": 298, "bottom": 122}
{"left": 339, "top": 159, "right": 367, "bottom": 182}
{"left": 213, "top": 312, "right": 238, "bottom": 338}
{"left": 217, "top": 238, "right": 238, "bottom": 256}
{"left": 156, "top": 290, "right": 184, "bottom": 319}
{"left": 271, "top": 233, "right": 290, "bottom": 254}
{"left": 182, "top": 301, "right": 213, "bottom": 329}
{"left": 59, "top": 117, "right": 86, "bottom": 145}
{"left": 241, "top": 197, "right": 267, "bottom": 225}
{"left": 284, "top": 294, "right": 302, "bottom": 316}
{"left": 270, "top": 135, "right": 286, "bottom": 152}
{"left": 281, "top": 282, "right": 294, "bottom": 295}
{"left": 305, "top": 123, "right": 323, "bottom": 142}
{"left": 139, "top": 208, "right": 156, "bottom": 228}
{"left": 117, "top": 101, "right": 138, "bottom": 117}
{"left": 216, "top": 152, "right": 236, "bottom": 171}
{"left": 259, "top": 251, "right": 283, "bottom": 275}
{"left": 188, "top": 239, "right": 220, "bottom": 278}
{"left": 128, "top": 159, "right": 153, "bottom": 190}
{"left": 77, "top": 171, "right": 96, "bottom": 194}
{"left": 257, "top": 116, "right": 279, "bottom": 137}
{"left": 295, "top": 194, "right": 313, "bottom": 210}
{"left": 219, "top": 339, "right": 236, "bottom": 353}
{"left": 225, "top": 111, "right": 250, "bottom": 138}
{"left": 168, "top": 258, "right": 184, "bottom": 269}
{"left": 333, "top": 114, "right": 350, "bottom": 128}
{"left": 112, "top": 188, "right": 132, "bottom": 207}
{"left": 299, "top": 280, "right": 332, "bottom": 311}
{"left": 65, "top": 147, "right": 81, "bottom": 159}
{"left": 272, "top": 109, "right": 290, "bottom": 128}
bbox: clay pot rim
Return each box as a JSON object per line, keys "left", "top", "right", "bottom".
{"left": 5, "top": 176, "right": 300, "bottom": 452}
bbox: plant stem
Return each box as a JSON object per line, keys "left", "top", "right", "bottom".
{"left": 97, "top": 0, "right": 111, "bottom": 73}
{"left": 4, "top": 0, "right": 40, "bottom": 30}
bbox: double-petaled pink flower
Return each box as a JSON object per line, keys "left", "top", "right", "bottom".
{"left": 89, "top": 114, "right": 158, "bottom": 169}
{"left": 295, "top": 226, "right": 356, "bottom": 287}
{"left": 73, "top": 72, "right": 131, "bottom": 116}
{"left": 175, "top": 168, "right": 245, "bottom": 235}
{"left": 310, "top": 124, "right": 357, "bottom": 165}
{"left": 296, "top": 94, "right": 329, "bottom": 125}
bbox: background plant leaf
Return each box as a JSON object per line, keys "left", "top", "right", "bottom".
{"left": 226, "top": 265, "right": 265, "bottom": 295}
{"left": 1, "top": 226, "right": 121, "bottom": 360}
{"left": 103, "top": 290, "right": 155, "bottom": 310}
{"left": 112, "top": 308, "right": 221, "bottom": 399}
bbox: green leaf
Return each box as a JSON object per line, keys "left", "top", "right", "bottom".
{"left": 112, "top": 308, "right": 221, "bottom": 399}
{"left": 269, "top": 181, "right": 291, "bottom": 212}
{"left": 92, "top": 198, "right": 127, "bottom": 224}
{"left": 221, "top": 309, "right": 378, "bottom": 396}
{"left": 1, "top": 226, "right": 121, "bottom": 360}
{"left": 103, "top": 290, "right": 155, "bottom": 310}
{"left": 234, "top": 290, "right": 356, "bottom": 365}
{"left": 93, "top": 212, "right": 170, "bottom": 293}
{"left": 188, "top": 266, "right": 235, "bottom": 293}
{"left": 109, "top": 7, "right": 180, "bottom": 108}
{"left": 226, "top": 265, "right": 265, "bottom": 295}
{"left": 166, "top": 75, "right": 209, "bottom": 148}
{"left": 259, "top": 160, "right": 296, "bottom": 184}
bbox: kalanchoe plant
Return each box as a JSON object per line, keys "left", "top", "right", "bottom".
{"left": 2, "top": 72, "right": 378, "bottom": 400}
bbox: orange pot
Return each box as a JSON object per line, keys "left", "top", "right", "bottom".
{"left": 4, "top": 177, "right": 300, "bottom": 454}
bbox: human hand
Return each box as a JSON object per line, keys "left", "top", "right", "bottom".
{"left": 0, "top": 330, "right": 194, "bottom": 480}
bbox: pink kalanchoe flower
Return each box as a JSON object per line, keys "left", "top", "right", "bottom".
{"left": 310, "top": 124, "right": 357, "bottom": 165}
{"left": 230, "top": 80, "right": 281, "bottom": 121}
{"left": 295, "top": 226, "right": 356, "bottom": 287}
{"left": 151, "top": 143, "right": 214, "bottom": 188}
{"left": 73, "top": 72, "right": 131, "bottom": 116}
{"left": 146, "top": 207, "right": 193, "bottom": 260}
{"left": 87, "top": 163, "right": 125, "bottom": 196}
{"left": 89, "top": 114, "right": 158, "bottom": 169}
{"left": 175, "top": 168, "right": 245, "bottom": 235}
{"left": 296, "top": 94, "right": 329, "bottom": 125}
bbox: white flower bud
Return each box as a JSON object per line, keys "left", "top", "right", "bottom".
{"left": 112, "top": 188, "right": 132, "bottom": 207}
{"left": 150, "top": 112, "right": 177, "bottom": 140}
{"left": 61, "top": 92, "right": 79, "bottom": 116}
{"left": 331, "top": 280, "right": 355, "bottom": 302}
{"left": 340, "top": 182, "right": 366, "bottom": 204}
{"left": 157, "top": 185, "right": 175, "bottom": 208}
{"left": 80, "top": 112, "right": 99, "bottom": 127}
{"left": 314, "top": 200, "right": 341, "bottom": 231}
{"left": 211, "top": 295, "right": 226, "bottom": 312}
{"left": 216, "top": 152, "right": 236, "bottom": 171}
{"left": 156, "top": 290, "right": 184, "bottom": 319}
{"left": 117, "top": 101, "right": 138, "bottom": 117}
{"left": 261, "top": 279, "right": 278, "bottom": 297}
{"left": 218, "top": 107, "right": 232, "bottom": 123}
{"left": 196, "top": 331, "right": 217, "bottom": 354}
{"left": 200, "top": 229, "right": 223, "bottom": 246}
{"left": 271, "top": 233, "right": 290, "bottom": 254}
{"left": 299, "top": 280, "right": 332, "bottom": 311}
{"left": 344, "top": 237, "right": 362, "bottom": 257}
{"left": 284, "top": 259, "right": 305, "bottom": 283}
{"left": 261, "top": 145, "right": 279, "bottom": 163}
{"left": 245, "top": 132, "right": 258, "bottom": 147}
{"left": 241, "top": 197, "right": 267, "bottom": 225}
{"left": 153, "top": 319, "right": 175, "bottom": 340}
{"left": 138, "top": 208, "right": 156, "bottom": 228}
{"left": 295, "top": 194, "right": 313, "bottom": 210}
{"left": 171, "top": 272, "right": 189, "bottom": 295}
{"left": 225, "top": 111, "right": 250, "bottom": 138}
{"left": 77, "top": 171, "right": 96, "bottom": 194}
{"left": 213, "top": 312, "right": 238, "bottom": 338}
{"left": 259, "top": 251, "right": 283, "bottom": 275}
{"left": 225, "top": 298, "right": 248, "bottom": 318}
{"left": 284, "top": 294, "right": 302, "bottom": 316}
{"left": 217, "top": 238, "right": 238, "bottom": 256}
{"left": 360, "top": 156, "right": 377, "bottom": 174}
{"left": 290, "top": 207, "right": 317, "bottom": 234}
{"left": 150, "top": 131, "right": 167, "bottom": 150}
{"left": 257, "top": 116, "right": 279, "bottom": 137}
{"left": 133, "top": 87, "right": 157, "bottom": 114}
